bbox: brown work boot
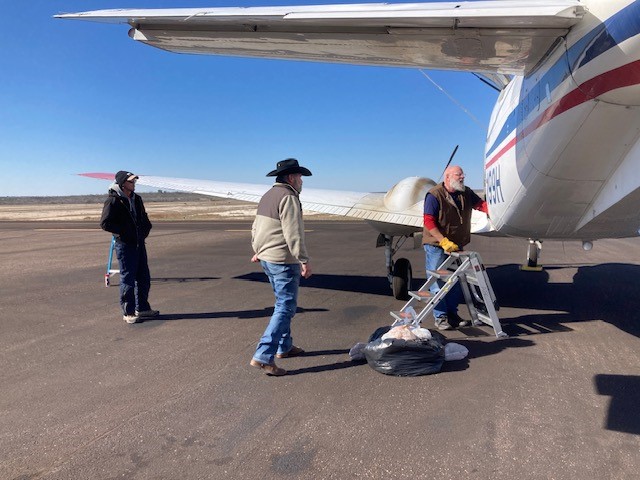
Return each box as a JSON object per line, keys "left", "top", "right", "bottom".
{"left": 250, "top": 359, "right": 287, "bottom": 376}
{"left": 276, "top": 345, "right": 305, "bottom": 359}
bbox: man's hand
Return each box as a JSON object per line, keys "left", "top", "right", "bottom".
{"left": 438, "top": 237, "right": 459, "bottom": 253}
{"left": 301, "top": 263, "right": 312, "bottom": 279}
{"left": 250, "top": 254, "right": 259, "bottom": 263}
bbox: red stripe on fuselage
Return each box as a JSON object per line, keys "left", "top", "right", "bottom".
{"left": 485, "top": 59, "right": 640, "bottom": 170}
{"left": 485, "top": 137, "right": 517, "bottom": 170}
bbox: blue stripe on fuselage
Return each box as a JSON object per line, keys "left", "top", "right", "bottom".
{"left": 485, "top": 0, "right": 640, "bottom": 161}
{"left": 572, "top": 0, "right": 640, "bottom": 69}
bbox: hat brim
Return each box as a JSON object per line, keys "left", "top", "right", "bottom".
{"left": 266, "top": 166, "right": 312, "bottom": 177}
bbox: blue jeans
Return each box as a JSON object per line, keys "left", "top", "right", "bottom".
{"left": 424, "top": 244, "right": 461, "bottom": 319}
{"left": 115, "top": 240, "right": 151, "bottom": 315}
{"left": 253, "top": 261, "right": 300, "bottom": 364}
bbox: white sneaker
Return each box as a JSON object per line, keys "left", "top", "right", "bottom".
{"left": 123, "top": 314, "right": 140, "bottom": 324}
{"left": 435, "top": 315, "right": 453, "bottom": 331}
{"left": 135, "top": 309, "right": 159, "bottom": 318}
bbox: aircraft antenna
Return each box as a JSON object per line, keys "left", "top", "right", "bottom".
{"left": 472, "top": 73, "right": 502, "bottom": 92}
{"left": 439, "top": 145, "right": 459, "bottom": 181}
{"left": 419, "top": 70, "right": 483, "bottom": 129}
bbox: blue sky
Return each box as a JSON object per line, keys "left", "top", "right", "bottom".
{"left": 1, "top": 0, "right": 498, "bottom": 196}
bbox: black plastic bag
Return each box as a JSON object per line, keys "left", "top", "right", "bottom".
{"left": 368, "top": 326, "right": 392, "bottom": 342}
{"left": 363, "top": 330, "right": 445, "bottom": 376}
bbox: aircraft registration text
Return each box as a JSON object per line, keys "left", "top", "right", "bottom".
{"left": 486, "top": 165, "right": 505, "bottom": 205}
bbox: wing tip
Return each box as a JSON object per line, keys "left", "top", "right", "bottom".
{"left": 78, "top": 172, "right": 114, "bottom": 180}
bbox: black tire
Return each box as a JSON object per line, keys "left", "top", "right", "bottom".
{"left": 392, "top": 258, "right": 412, "bottom": 300}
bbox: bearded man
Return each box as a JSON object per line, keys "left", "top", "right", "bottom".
{"left": 422, "top": 165, "right": 488, "bottom": 330}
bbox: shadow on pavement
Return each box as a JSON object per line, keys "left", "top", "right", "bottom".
{"left": 152, "top": 276, "right": 221, "bottom": 283}
{"left": 234, "top": 263, "right": 640, "bottom": 338}
{"left": 286, "top": 360, "right": 367, "bottom": 375}
{"left": 235, "top": 272, "right": 393, "bottom": 296}
{"left": 280, "top": 349, "right": 363, "bottom": 376}
{"left": 295, "top": 348, "right": 350, "bottom": 357}
{"left": 594, "top": 374, "right": 640, "bottom": 435}
{"left": 487, "top": 263, "right": 640, "bottom": 338}
{"left": 440, "top": 337, "right": 535, "bottom": 372}
{"left": 110, "top": 277, "right": 221, "bottom": 287}
{"left": 455, "top": 337, "right": 535, "bottom": 359}
{"left": 146, "top": 306, "right": 328, "bottom": 322}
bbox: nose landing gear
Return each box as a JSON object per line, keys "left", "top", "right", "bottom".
{"left": 378, "top": 233, "right": 413, "bottom": 300}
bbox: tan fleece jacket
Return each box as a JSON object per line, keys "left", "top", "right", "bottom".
{"left": 251, "top": 183, "right": 309, "bottom": 264}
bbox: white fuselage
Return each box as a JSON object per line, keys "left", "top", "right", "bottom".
{"left": 485, "top": 0, "right": 640, "bottom": 240}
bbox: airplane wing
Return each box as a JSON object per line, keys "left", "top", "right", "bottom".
{"left": 80, "top": 172, "right": 493, "bottom": 234}
{"left": 57, "top": 1, "right": 587, "bottom": 75}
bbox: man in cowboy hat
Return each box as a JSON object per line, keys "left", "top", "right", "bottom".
{"left": 249, "top": 158, "right": 313, "bottom": 376}
{"left": 100, "top": 170, "right": 159, "bottom": 324}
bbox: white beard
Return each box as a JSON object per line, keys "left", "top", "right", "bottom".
{"left": 450, "top": 179, "right": 465, "bottom": 192}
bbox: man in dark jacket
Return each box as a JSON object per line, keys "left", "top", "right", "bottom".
{"left": 100, "top": 171, "right": 159, "bottom": 324}
{"left": 423, "top": 165, "right": 488, "bottom": 330}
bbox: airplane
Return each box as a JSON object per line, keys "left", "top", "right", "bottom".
{"left": 60, "top": 0, "right": 640, "bottom": 300}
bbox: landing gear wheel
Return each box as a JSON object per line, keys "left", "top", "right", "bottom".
{"left": 521, "top": 239, "right": 543, "bottom": 271}
{"left": 526, "top": 242, "right": 539, "bottom": 268}
{"left": 392, "top": 258, "right": 412, "bottom": 300}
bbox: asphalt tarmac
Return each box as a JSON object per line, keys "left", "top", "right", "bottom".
{"left": 1, "top": 221, "right": 639, "bottom": 479}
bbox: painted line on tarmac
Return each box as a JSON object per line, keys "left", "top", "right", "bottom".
{"left": 35, "top": 228, "right": 99, "bottom": 231}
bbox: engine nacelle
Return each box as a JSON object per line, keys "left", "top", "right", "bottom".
{"left": 383, "top": 176, "right": 436, "bottom": 212}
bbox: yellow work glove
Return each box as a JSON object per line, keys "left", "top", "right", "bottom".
{"left": 439, "top": 237, "right": 459, "bottom": 253}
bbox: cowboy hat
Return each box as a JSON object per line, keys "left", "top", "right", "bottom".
{"left": 266, "top": 158, "right": 312, "bottom": 177}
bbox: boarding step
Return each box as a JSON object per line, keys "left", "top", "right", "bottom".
{"left": 476, "top": 312, "right": 494, "bottom": 325}
{"left": 425, "top": 269, "right": 454, "bottom": 280}
{"left": 408, "top": 290, "right": 434, "bottom": 301}
{"left": 390, "top": 310, "right": 415, "bottom": 323}
{"left": 464, "top": 274, "right": 480, "bottom": 286}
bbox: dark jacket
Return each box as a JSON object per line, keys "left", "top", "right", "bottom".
{"left": 422, "top": 183, "right": 476, "bottom": 248}
{"left": 100, "top": 187, "right": 152, "bottom": 246}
